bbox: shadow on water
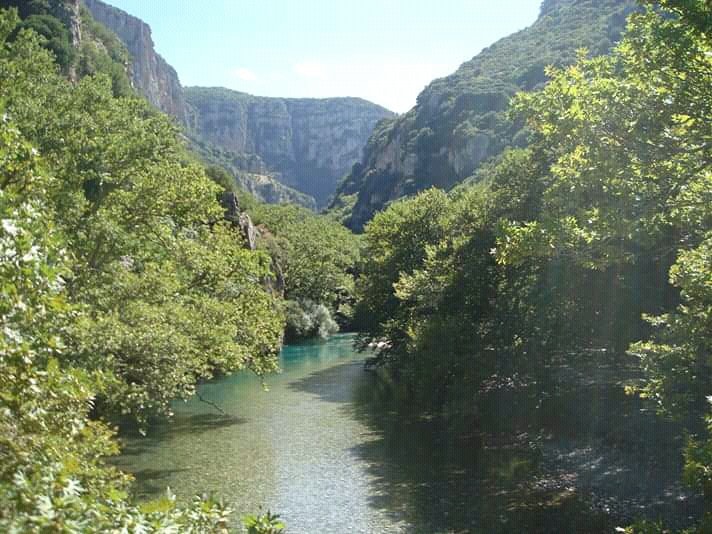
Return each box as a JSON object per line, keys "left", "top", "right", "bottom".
{"left": 287, "top": 360, "right": 365, "bottom": 403}
{"left": 115, "top": 412, "right": 249, "bottom": 499}
{"left": 120, "top": 413, "right": 249, "bottom": 453}
{"left": 288, "top": 357, "right": 702, "bottom": 533}
{"left": 289, "top": 361, "right": 485, "bottom": 532}
{"left": 127, "top": 467, "right": 193, "bottom": 498}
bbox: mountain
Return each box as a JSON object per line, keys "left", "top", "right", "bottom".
{"left": 83, "top": 0, "right": 394, "bottom": 209}
{"left": 184, "top": 87, "right": 394, "bottom": 208}
{"left": 84, "top": 0, "right": 187, "bottom": 123}
{"left": 192, "top": 138, "right": 318, "bottom": 210}
{"left": 330, "top": 0, "right": 637, "bottom": 230}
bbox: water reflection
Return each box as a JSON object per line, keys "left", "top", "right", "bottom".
{"left": 116, "top": 334, "right": 698, "bottom": 533}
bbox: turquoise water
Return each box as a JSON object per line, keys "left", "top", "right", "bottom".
{"left": 116, "top": 334, "right": 419, "bottom": 532}
{"left": 116, "top": 333, "right": 704, "bottom": 533}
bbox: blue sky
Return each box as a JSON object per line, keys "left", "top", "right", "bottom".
{"left": 106, "top": 1, "right": 542, "bottom": 113}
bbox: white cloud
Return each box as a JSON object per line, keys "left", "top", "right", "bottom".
{"left": 231, "top": 67, "right": 258, "bottom": 82}
{"left": 292, "top": 61, "right": 328, "bottom": 79}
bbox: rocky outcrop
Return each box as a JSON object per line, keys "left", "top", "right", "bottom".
{"left": 84, "top": 0, "right": 187, "bottom": 123}
{"left": 234, "top": 172, "right": 317, "bottom": 210}
{"left": 220, "top": 191, "right": 285, "bottom": 295}
{"left": 82, "top": 1, "right": 393, "bottom": 209}
{"left": 220, "top": 191, "right": 258, "bottom": 250}
{"left": 185, "top": 87, "right": 395, "bottom": 207}
{"left": 60, "top": 0, "right": 82, "bottom": 47}
{"left": 330, "top": 0, "right": 637, "bottom": 231}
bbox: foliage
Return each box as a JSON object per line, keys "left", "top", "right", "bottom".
{"left": 0, "top": 7, "right": 285, "bottom": 529}
{"left": 242, "top": 510, "right": 286, "bottom": 534}
{"left": 0, "top": 111, "right": 233, "bottom": 532}
{"left": 17, "top": 13, "right": 74, "bottom": 69}
{"left": 356, "top": 2, "right": 712, "bottom": 527}
{"left": 76, "top": 5, "right": 132, "bottom": 97}
{"left": 251, "top": 202, "right": 360, "bottom": 336}
{"left": 355, "top": 188, "right": 450, "bottom": 355}
{"left": 0, "top": 14, "right": 284, "bottom": 423}
{"left": 1, "top": 0, "right": 133, "bottom": 94}
{"left": 284, "top": 299, "right": 339, "bottom": 341}
{"left": 331, "top": 0, "right": 638, "bottom": 230}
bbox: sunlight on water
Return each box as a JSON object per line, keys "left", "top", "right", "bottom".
{"left": 116, "top": 334, "right": 412, "bottom": 533}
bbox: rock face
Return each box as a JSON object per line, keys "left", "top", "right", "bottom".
{"left": 185, "top": 87, "right": 395, "bottom": 208}
{"left": 331, "top": 0, "right": 637, "bottom": 231}
{"left": 220, "top": 191, "right": 285, "bottom": 295}
{"left": 83, "top": 1, "right": 393, "bottom": 209}
{"left": 220, "top": 191, "right": 257, "bottom": 250}
{"left": 84, "top": 0, "right": 187, "bottom": 123}
{"left": 61, "top": 0, "right": 82, "bottom": 47}
{"left": 234, "top": 172, "right": 317, "bottom": 211}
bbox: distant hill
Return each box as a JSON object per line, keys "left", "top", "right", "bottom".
{"left": 83, "top": 0, "right": 394, "bottom": 209}
{"left": 190, "top": 136, "right": 317, "bottom": 210}
{"left": 330, "top": 0, "right": 637, "bottom": 230}
{"left": 184, "top": 87, "right": 394, "bottom": 208}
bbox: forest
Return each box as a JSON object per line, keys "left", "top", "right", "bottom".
{"left": 0, "top": 0, "right": 711, "bottom": 532}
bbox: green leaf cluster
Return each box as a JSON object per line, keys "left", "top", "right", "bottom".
{"left": 356, "top": 4, "right": 712, "bottom": 527}
{"left": 250, "top": 202, "right": 361, "bottom": 340}
{"left": 0, "top": 7, "right": 284, "bottom": 529}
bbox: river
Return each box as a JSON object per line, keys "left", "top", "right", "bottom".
{"left": 116, "top": 333, "right": 697, "bottom": 533}
{"left": 116, "top": 334, "right": 481, "bottom": 533}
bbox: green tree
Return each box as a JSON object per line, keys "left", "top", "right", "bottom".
{"left": 496, "top": 3, "right": 712, "bottom": 527}
{"left": 18, "top": 13, "right": 74, "bottom": 70}
{"left": 0, "top": 7, "right": 284, "bottom": 421}
{"left": 355, "top": 188, "right": 449, "bottom": 358}
{"left": 0, "top": 113, "right": 232, "bottom": 533}
{"left": 251, "top": 203, "right": 360, "bottom": 339}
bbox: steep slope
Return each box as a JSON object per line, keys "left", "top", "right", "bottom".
{"left": 83, "top": 0, "right": 394, "bottom": 209}
{"left": 185, "top": 87, "right": 395, "bottom": 208}
{"left": 331, "top": 0, "right": 636, "bottom": 230}
{"left": 192, "top": 138, "right": 317, "bottom": 209}
{"left": 84, "top": 0, "right": 187, "bottom": 123}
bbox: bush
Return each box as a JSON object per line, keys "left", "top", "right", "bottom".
{"left": 284, "top": 300, "right": 339, "bottom": 341}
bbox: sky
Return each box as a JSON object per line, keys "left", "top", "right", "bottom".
{"left": 106, "top": 1, "right": 542, "bottom": 113}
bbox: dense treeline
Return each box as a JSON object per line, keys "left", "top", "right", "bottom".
{"left": 356, "top": 2, "right": 711, "bottom": 530}
{"left": 0, "top": 2, "right": 361, "bottom": 528}
{"left": 0, "top": 7, "right": 289, "bottom": 530}
{"left": 249, "top": 203, "right": 361, "bottom": 341}
{"left": 331, "top": 0, "right": 637, "bottom": 230}
{"left": 2, "top": 0, "right": 710, "bottom": 530}
{"left": 0, "top": 0, "right": 132, "bottom": 95}
{"left": 204, "top": 165, "right": 363, "bottom": 342}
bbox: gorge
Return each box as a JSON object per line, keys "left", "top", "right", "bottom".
{"left": 1, "top": 0, "right": 710, "bottom": 532}
{"left": 85, "top": 0, "right": 394, "bottom": 209}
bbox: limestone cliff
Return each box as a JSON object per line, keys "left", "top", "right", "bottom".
{"left": 84, "top": 0, "right": 187, "bottom": 123}
{"left": 185, "top": 87, "right": 395, "bottom": 207}
{"left": 82, "top": 1, "right": 393, "bottom": 209}
{"left": 330, "top": 0, "right": 637, "bottom": 231}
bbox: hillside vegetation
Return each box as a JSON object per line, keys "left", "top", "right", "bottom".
{"left": 2, "top": 0, "right": 712, "bottom": 531}
{"left": 0, "top": 5, "right": 359, "bottom": 530}
{"left": 331, "top": 0, "right": 636, "bottom": 230}
{"left": 356, "top": 2, "right": 712, "bottom": 529}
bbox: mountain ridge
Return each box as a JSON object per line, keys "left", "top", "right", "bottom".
{"left": 330, "top": 0, "right": 637, "bottom": 230}
{"left": 84, "top": 0, "right": 394, "bottom": 209}
{"left": 184, "top": 86, "right": 394, "bottom": 207}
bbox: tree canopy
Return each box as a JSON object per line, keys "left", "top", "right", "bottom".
{"left": 0, "top": 7, "right": 284, "bottom": 529}
{"left": 356, "top": 3, "right": 712, "bottom": 528}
